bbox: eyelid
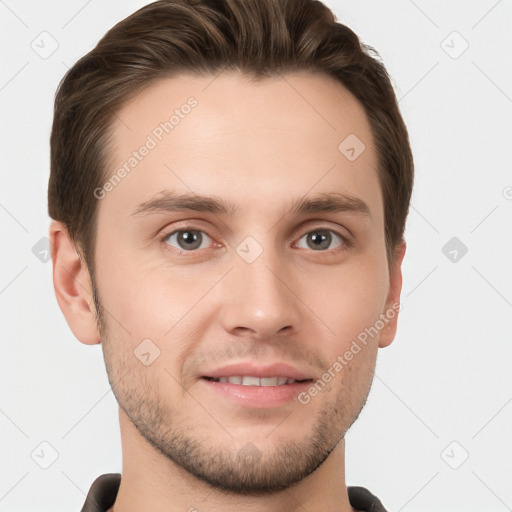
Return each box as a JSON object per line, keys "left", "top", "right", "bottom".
{"left": 295, "top": 218, "right": 352, "bottom": 240}
{"left": 159, "top": 222, "right": 218, "bottom": 251}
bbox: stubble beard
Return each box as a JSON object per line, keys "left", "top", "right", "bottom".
{"left": 93, "top": 283, "right": 372, "bottom": 496}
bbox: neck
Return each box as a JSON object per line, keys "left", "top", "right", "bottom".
{"left": 111, "top": 408, "right": 356, "bottom": 512}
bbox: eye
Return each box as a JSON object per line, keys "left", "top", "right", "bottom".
{"left": 295, "top": 229, "right": 345, "bottom": 251}
{"left": 163, "top": 229, "right": 213, "bottom": 251}
{"left": 159, "top": 225, "right": 348, "bottom": 256}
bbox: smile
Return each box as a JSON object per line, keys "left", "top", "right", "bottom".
{"left": 204, "top": 376, "right": 309, "bottom": 386}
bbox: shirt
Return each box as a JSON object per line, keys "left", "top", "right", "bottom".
{"left": 80, "top": 473, "right": 389, "bottom": 511}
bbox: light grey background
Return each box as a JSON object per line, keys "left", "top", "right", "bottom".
{"left": 1, "top": 1, "right": 511, "bottom": 511}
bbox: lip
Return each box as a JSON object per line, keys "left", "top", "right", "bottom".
{"left": 200, "top": 378, "right": 312, "bottom": 408}
{"left": 201, "top": 362, "right": 314, "bottom": 381}
{"left": 199, "top": 361, "right": 315, "bottom": 408}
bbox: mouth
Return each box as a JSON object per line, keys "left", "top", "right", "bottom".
{"left": 202, "top": 376, "right": 313, "bottom": 386}
{"left": 198, "top": 363, "right": 316, "bottom": 408}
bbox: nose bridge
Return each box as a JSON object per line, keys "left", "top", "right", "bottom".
{"left": 221, "top": 238, "right": 302, "bottom": 338}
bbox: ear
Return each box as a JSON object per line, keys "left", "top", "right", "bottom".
{"left": 49, "top": 220, "right": 100, "bottom": 345}
{"left": 378, "top": 240, "right": 406, "bottom": 348}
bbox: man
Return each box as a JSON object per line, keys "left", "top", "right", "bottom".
{"left": 48, "top": 0, "right": 413, "bottom": 510}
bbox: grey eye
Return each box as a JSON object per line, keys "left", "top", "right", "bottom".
{"left": 164, "top": 230, "right": 211, "bottom": 251}
{"left": 296, "top": 230, "right": 343, "bottom": 251}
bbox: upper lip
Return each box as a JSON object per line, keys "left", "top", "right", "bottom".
{"left": 201, "top": 362, "right": 315, "bottom": 381}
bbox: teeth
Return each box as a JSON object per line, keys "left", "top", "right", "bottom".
{"left": 213, "top": 376, "right": 299, "bottom": 386}
{"left": 242, "top": 376, "right": 260, "bottom": 386}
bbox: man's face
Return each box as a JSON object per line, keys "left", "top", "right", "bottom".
{"left": 93, "top": 70, "right": 401, "bottom": 494}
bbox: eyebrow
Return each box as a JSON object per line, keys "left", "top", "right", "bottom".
{"left": 130, "top": 190, "right": 372, "bottom": 219}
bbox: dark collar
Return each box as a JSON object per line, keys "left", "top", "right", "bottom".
{"left": 81, "top": 473, "right": 388, "bottom": 511}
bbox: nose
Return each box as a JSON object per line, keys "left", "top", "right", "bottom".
{"left": 219, "top": 247, "right": 303, "bottom": 341}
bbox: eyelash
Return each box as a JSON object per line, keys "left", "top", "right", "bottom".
{"left": 159, "top": 224, "right": 351, "bottom": 256}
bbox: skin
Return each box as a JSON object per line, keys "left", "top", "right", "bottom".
{"left": 50, "top": 70, "right": 406, "bottom": 512}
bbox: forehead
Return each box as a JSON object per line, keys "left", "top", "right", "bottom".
{"left": 100, "top": 70, "right": 382, "bottom": 224}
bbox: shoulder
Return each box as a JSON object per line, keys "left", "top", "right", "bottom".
{"left": 347, "top": 485, "right": 389, "bottom": 512}
{"left": 80, "top": 473, "right": 121, "bottom": 512}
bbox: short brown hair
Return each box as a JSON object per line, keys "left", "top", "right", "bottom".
{"left": 48, "top": 0, "right": 413, "bottom": 286}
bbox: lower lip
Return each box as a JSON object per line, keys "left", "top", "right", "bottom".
{"left": 200, "top": 378, "right": 312, "bottom": 408}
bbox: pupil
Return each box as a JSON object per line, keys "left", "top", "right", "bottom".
{"left": 310, "top": 231, "right": 330, "bottom": 250}
{"left": 179, "top": 230, "right": 201, "bottom": 250}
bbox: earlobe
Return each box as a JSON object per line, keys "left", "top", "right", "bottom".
{"left": 49, "top": 220, "right": 101, "bottom": 345}
{"left": 378, "top": 240, "right": 406, "bottom": 348}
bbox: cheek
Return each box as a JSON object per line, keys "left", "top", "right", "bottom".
{"left": 301, "top": 256, "right": 389, "bottom": 352}
{"left": 95, "top": 245, "right": 188, "bottom": 337}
